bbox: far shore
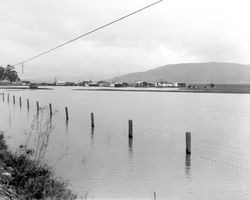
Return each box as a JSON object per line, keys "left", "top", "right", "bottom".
{"left": 72, "top": 86, "right": 250, "bottom": 94}
{"left": 0, "top": 86, "right": 53, "bottom": 90}
{"left": 1, "top": 85, "right": 250, "bottom": 94}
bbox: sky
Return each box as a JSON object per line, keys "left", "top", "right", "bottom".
{"left": 0, "top": 0, "right": 250, "bottom": 80}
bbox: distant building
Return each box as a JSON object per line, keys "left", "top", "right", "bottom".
{"left": 155, "top": 81, "right": 178, "bottom": 87}
{"left": 56, "top": 81, "right": 67, "bottom": 86}
{"left": 121, "top": 82, "right": 129, "bottom": 87}
{"left": 178, "top": 83, "right": 186, "bottom": 87}
{"left": 79, "top": 81, "right": 91, "bottom": 86}
{"left": 56, "top": 81, "right": 76, "bottom": 86}
{"left": 21, "top": 81, "right": 31, "bottom": 86}
{"left": 97, "top": 81, "right": 111, "bottom": 87}
{"left": 110, "top": 82, "right": 126, "bottom": 87}
{"left": 65, "top": 82, "right": 76, "bottom": 86}
{"left": 88, "top": 82, "right": 98, "bottom": 87}
{"left": 41, "top": 82, "right": 55, "bottom": 86}
{"left": 134, "top": 81, "right": 151, "bottom": 87}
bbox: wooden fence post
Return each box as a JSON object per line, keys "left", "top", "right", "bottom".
{"left": 36, "top": 101, "right": 39, "bottom": 113}
{"left": 2, "top": 93, "right": 4, "bottom": 101}
{"left": 27, "top": 99, "right": 29, "bottom": 109}
{"left": 65, "top": 107, "right": 69, "bottom": 121}
{"left": 13, "top": 95, "right": 15, "bottom": 104}
{"left": 91, "top": 113, "right": 94, "bottom": 128}
{"left": 128, "top": 120, "right": 133, "bottom": 138}
{"left": 7, "top": 94, "right": 9, "bottom": 103}
{"left": 49, "top": 103, "right": 52, "bottom": 117}
{"left": 186, "top": 132, "right": 191, "bottom": 154}
{"left": 19, "top": 97, "right": 22, "bottom": 107}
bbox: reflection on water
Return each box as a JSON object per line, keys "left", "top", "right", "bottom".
{"left": 185, "top": 153, "right": 193, "bottom": 196}
{"left": 49, "top": 116, "right": 52, "bottom": 129}
{"left": 8, "top": 111, "right": 11, "bottom": 128}
{"left": 128, "top": 138, "right": 133, "bottom": 152}
{"left": 128, "top": 138, "right": 133, "bottom": 161}
{"left": 26, "top": 106, "right": 30, "bottom": 120}
{"left": 185, "top": 154, "right": 191, "bottom": 178}
{"left": 91, "top": 128, "right": 94, "bottom": 145}
{"left": 65, "top": 120, "right": 69, "bottom": 135}
{"left": 36, "top": 112, "right": 39, "bottom": 130}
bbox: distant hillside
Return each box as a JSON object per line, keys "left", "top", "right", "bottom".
{"left": 117, "top": 62, "right": 250, "bottom": 84}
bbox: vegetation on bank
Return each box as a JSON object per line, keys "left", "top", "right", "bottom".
{"left": 0, "top": 65, "right": 20, "bottom": 84}
{"left": 0, "top": 118, "right": 77, "bottom": 200}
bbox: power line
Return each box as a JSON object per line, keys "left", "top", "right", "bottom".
{"left": 13, "top": 0, "right": 164, "bottom": 67}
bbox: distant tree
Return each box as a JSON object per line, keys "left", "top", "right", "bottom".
{"left": 5, "top": 65, "right": 20, "bottom": 83}
{"left": 0, "top": 66, "right": 5, "bottom": 80}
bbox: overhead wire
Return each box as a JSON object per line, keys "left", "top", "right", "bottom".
{"left": 12, "top": 0, "right": 164, "bottom": 67}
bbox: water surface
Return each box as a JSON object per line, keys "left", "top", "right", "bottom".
{"left": 1, "top": 87, "right": 250, "bottom": 199}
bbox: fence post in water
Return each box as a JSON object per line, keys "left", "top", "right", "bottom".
{"left": 186, "top": 132, "right": 191, "bottom": 154}
{"left": 49, "top": 103, "right": 52, "bottom": 117}
{"left": 36, "top": 101, "right": 39, "bottom": 113}
{"left": 13, "top": 95, "right": 15, "bottom": 104}
{"left": 91, "top": 113, "right": 94, "bottom": 128}
{"left": 7, "top": 93, "right": 9, "bottom": 103}
{"left": 2, "top": 93, "right": 4, "bottom": 101}
{"left": 27, "top": 99, "right": 29, "bottom": 109}
{"left": 65, "top": 107, "right": 69, "bottom": 121}
{"left": 19, "top": 97, "right": 22, "bottom": 107}
{"left": 128, "top": 120, "right": 133, "bottom": 138}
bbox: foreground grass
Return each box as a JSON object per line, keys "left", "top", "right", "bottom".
{"left": 0, "top": 133, "right": 77, "bottom": 200}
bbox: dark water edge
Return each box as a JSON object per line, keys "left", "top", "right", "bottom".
{"left": 73, "top": 84, "right": 250, "bottom": 94}
{"left": 0, "top": 86, "right": 52, "bottom": 90}
{"left": 2, "top": 84, "right": 250, "bottom": 94}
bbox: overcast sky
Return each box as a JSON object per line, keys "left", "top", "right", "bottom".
{"left": 0, "top": 0, "right": 250, "bottom": 80}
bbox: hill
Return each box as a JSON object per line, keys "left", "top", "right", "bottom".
{"left": 117, "top": 62, "right": 250, "bottom": 84}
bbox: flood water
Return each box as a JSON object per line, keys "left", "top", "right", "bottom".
{"left": 1, "top": 86, "right": 250, "bottom": 199}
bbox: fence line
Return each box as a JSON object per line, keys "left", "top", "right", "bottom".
{"left": 1, "top": 92, "right": 250, "bottom": 172}
{"left": 1, "top": 95, "right": 249, "bottom": 158}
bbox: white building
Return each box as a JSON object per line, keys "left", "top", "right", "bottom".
{"left": 56, "top": 81, "right": 67, "bottom": 86}
{"left": 155, "top": 81, "right": 178, "bottom": 87}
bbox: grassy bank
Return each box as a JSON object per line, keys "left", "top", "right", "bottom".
{"left": 0, "top": 133, "right": 77, "bottom": 200}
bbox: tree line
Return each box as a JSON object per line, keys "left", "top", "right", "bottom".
{"left": 0, "top": 65, "right": 20, "bottom": 83}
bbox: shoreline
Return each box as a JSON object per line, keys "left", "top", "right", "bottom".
{"left": 72, "top": 87, "right": 250, "bottom": 94}
{"left": 1, "top": 85, "right": 250, "bottom": 94}
{"left": 0, "top": 86, "right": 52, "bottom": 90}
{"left": 0, "top": 133, "right": 77, "bottom": 200}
